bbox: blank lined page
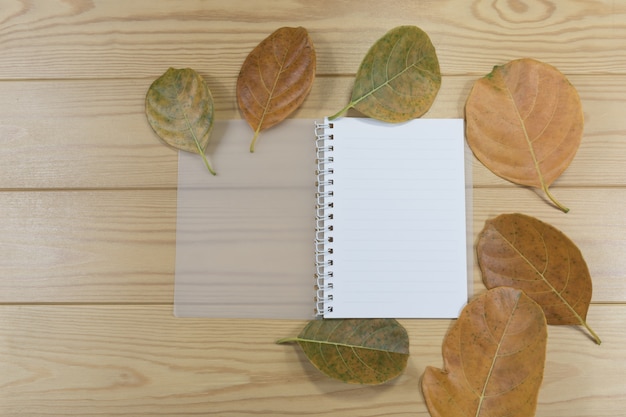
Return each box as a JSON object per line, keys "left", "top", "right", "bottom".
{"left": 322, "top": 117, "right": 467, "bottom": 318}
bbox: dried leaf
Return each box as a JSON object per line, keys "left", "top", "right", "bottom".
{"left": 277, "top": 319, "right": 409, "bottom": 384}
{"left": 422, "top": 287, "right": 547, "bottom": 417}
{"left": 236, "top": 26, "right": 316, "bottom": 152}
{"left": 145, "top": 67, "right": 216, "bottom": 175}
{"left": 465, "top": 58, "right": 584, "bottom": 212}
{"left": 330, "top": 25, "right": 441, "bottom": 122}
{"left": 476, "top": 213, "right": 601, "bottom": 344}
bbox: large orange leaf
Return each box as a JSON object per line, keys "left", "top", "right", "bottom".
{"left": 236, "top": 26, "right": 316, "bottom": 152}
{"left": 476, "top": 213, "right": 600, "bottom": 344}
{"left": 465, "top": 58, "right": 584, "bottom": 212}
{"left": 422, "top": 287, "right": 547, "bottom": 417}
{"left": 277, "top": 318, "right": 409, "bottom": 385}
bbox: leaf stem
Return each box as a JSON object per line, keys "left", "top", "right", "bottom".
{"left": 328, "top": 103, "right": 353, "bottom": 121}
{"left": 249, "top": 130, "right": 260, "bottom": 153}
{"left": 583, "top": 321, "right": 602, "bottom": 345}
{"left": 184, "top": 112, "right": 216, "bottom": 175}
{"left": 276, "top": 337, "right": 299, "bottom": 344}
{"left": 543, "top": 184, "right": 569, "bottom": 213}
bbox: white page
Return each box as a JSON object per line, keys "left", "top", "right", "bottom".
{"left": 319, "top": 118, "right": 468, "bottom": 318}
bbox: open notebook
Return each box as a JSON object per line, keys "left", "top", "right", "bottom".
{"left": 174, "top": 118, "right": 470, "bottom": 319}
{"left": 314, "top": 118, "right": 468, "bottom": 318}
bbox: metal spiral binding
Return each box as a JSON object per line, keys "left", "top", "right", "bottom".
{"left": 314, "top": 120, "right": 335, "bottom": 316}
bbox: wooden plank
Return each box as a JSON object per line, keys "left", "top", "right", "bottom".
{"left": 1, "top": 187, "right": 624, "bottom": 304}
{"left": 1, "top": 0, "right": 626, "bottom": 79}
{"left": 472, "top": 188, "right": 626, "bottom": 303}
{"left": 0, "top": 304, "right": 621, "bottom": 416}
{"left": 0, "top": 190, "right": 176, "bottom": 303}
{"left": 1, "top": 75, "right": 625, "bottom": 189}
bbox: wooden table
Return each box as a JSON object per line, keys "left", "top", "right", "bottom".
{"left": 1, "top": 1, "right": 625, "bottom": 416}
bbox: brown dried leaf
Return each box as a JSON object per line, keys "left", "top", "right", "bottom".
{"left": 465, "top": 58, "right": 584, "bottom": 212}
{"left": 236, "top": 26, "right": 316, "bottom": 152}
{"left": 422, "top": 287, "right": 547, "bottom": 417}
{"left": 476, "top": 213, "right": 600, "bottom": 344}
{"left": 277, "top": 318, "right": 409, "bottom": 385}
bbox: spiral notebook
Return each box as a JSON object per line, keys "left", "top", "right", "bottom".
{"left": 314, "top": 117, "right": 468, "bottom": 318}
{"left": 173, "top": 118, "right": 470, "bottom": 319}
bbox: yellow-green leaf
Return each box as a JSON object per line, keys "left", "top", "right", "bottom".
{"left": 236, "top": 26, "right": 316, "bottom": 152}
{"left": 277, "top": 318, "right": 409, "bottom": 384}
{"left": 330, "top": 25, "right": 441, "bottom": 122}
{"left": 145, "top": 67, "right": 216, "bottom": 175}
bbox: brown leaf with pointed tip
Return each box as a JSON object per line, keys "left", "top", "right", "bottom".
{"left": 422, "top": 287, "right": 547, "bottom": 417}
{"left": 237, "top": 26, "right": 316, "bottom": 152}
{"left": 476, "top": 213, "right": 600, "bottom": 344}
{"left": 465, "top": 58, "right": 584, "bottom": 212}
{"left": 277, "top": 318, "right": 409, "bottom": 385}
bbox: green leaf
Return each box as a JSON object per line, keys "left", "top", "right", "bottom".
{"left": 277, "top": 318, "right": 409, "bottom": 384}
{"left": 145, "top": 67, "right": 216, "bottom": 175}
{"left": 330, "top": 25, "right": 441, "bottom": 121}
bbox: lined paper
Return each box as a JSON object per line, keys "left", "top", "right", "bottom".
{"left": 320, "top": 118, "right": 468, "bottom": 318}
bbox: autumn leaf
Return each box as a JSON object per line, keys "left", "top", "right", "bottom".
{"left": 237, "top": 26, "right": 316, "bottom": 152}
{"left": 145, "top": 67, "right": 216, "bottom": 175}
{"left": 422, "top": 287, "right": 547, "bottom": 417}
{"left": 329, "top": 25, "right": 441, "bottom": 122}
{"left": 476, "top": 213, "right": 601, "bottom": 344}
{"left": 277, "top": 318, "right": 409, "bottom": 384}
{"left": 465, "top": 58, "right": 583, "bottom": 212}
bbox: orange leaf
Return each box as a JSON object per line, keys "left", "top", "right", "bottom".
{"left": 422, "top": 287, "right": 547, "bottom": 417}
{"left": 476, "top": 213, "right": 601, "bottom": 344}
{"left": 465, "top": 58, "right": 584, "bottom": 212}
{"left": 236, "top": 26, "right": 316, "bottom": 152}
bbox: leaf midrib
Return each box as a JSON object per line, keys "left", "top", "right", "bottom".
{"left": 501, "top": 77, "right": 547, "bottom": 191}
{"left": 295, "top": 337, "right": 407, "bottom": 354}
{"left": 493, "top": 226, "right": 585, "bottom": 325}
{"left": 474, "top": 292, "right": 520, "bottom": 417}
{"left": 351, "top": 58, "right": 434, "bottom": 108}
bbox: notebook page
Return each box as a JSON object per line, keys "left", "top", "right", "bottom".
{"left": 323, "top": 117, "right": 467, "bottom": 318}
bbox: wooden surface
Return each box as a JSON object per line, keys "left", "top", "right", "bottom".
{"left": 1, "top": 1, "right": 625, "bottom": 415}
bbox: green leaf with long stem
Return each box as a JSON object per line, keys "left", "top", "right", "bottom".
{"left": 330, "top": 25, "right": 440, "bottom": 122}
{"left": 277, "top": 318, "right": 409, "bottom": 384}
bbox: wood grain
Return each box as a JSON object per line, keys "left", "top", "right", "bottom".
{"left": 0, "top": 305, "right": 621, "bottom": 417}
{"left": 0, "top": 190, "right": 176, "bottom": 303}
{"left": 1, "top": 187, "right": 624, "bottom": 303}
{"left": 1, "top": 75, "right": 625, "bottom": 189}
{"left": 0, "top": 1, "right": 624, "bottom": 416}
{"left": 1, "top": 0, "right": 626, "bottom": 79}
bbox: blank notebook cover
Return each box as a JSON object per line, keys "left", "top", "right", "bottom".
{"left": 173, "top": 118, "right": 470, "bottom": 319}
{"left": 314, "top": 117, "right": 468, "bottom": 318}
